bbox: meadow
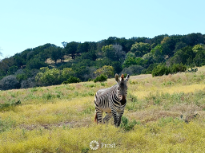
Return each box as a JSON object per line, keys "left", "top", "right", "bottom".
{"left": 1, "top": 67, "right": 205, "bottom": 152}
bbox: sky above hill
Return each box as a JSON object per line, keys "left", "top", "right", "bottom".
{"left": 0, "top": 0, "right": 205, "bottom": 58}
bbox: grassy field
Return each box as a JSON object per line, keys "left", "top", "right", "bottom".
{"left": 1, "top": 67, "right": 205, "bottom": 152}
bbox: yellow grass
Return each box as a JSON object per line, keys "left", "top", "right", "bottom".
{"left": 1, "top": 67, "right": 205, "bottom": 152}
{"left": 134, "top": 84, "right": 205, "bottom": 99}
{"left": 1, "top": 122, "right": 205, "bottom": 153}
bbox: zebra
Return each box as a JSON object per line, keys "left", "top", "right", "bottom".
{"left": 94, "top": 73, "right": 129, "bottom": 127}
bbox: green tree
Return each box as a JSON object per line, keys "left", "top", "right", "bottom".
{"left": 0, "top": 57, "right": 15, "bottom": 78}
{"left": 121, "top": 65, "right": 144, "bottom": 75}
{"left": 170, "top": 63, "right": 186, "bottom": 73}
{"left": 35, "top": 67, "right": 61, "bottom": 85}
{"left": 192, "top": 44, "right": 205, "bottom": 53}
{"left": 79, "top": 50, "right": 97, "bottom": 61}
{"left": 171, "top": 46, "right": 195, "bottom": 65}
{"left": 142, "top": 53, "right": 154, "bottom": 65}
{"left": 0, "top": 75, "right": 20, "bottom": 90}
{"left": 151, "top": 45, "right": 164, "bottom": 63}
{"left": 126, "top": 52, "right": 135, "bottom": 59}
{"left": 94, "top": 65, "right": 114, "bottom": 78}
{"left": 65, "top": 41, "right": 78, "bottom": 59}
{"left": 123, "top": 57, "right": 137, "bottom": 68}
{"left": 182, "top": 33, "right": 204, "bottom": 46}
{"left": 13, "top": 54, "right": 26, "bottom": 68}
{"left": 111, "top": 61, "right": 122, "bottom": 74}
{"left": 60, "top": 48, "right": 66, "bottom": 62}
{"left": 77, "top": 42, "right": 89, "bottom": 54}
{"left": 61, "top": 68, "right": 73, "bottom": 81}
{"left": 61, "top": 41, "right": 67, "bottom": 48}
{"left": 174, "top": 42, "right": 187, "bottom": 51}
{"left": 102, "top": 45, "right": 115, "bottom": 59}
{"left": 122, "top": 56, "right": 144, "bottom": 68}
{"left": 130, "top": 42, "right": 150, "bottom": 57}
{"left": 193, "top": 49, "right": 205, "bottom": 66}
{"left": 102, "top": 44, "right": 125, "bottom": 61}
{"left": 161, "top": 37, "right": 178, "bottom": 57}
{"left": 26, "top": 57, "right": 48, "bottom": 69}
{"left": 152, "top": 64, "right": 170, "bottom": 77}
{"left": 7, "top": 66, "right": 18, "bottom": 75}
{"left": 50, "top": 47, "right": 62, "bottom": 64}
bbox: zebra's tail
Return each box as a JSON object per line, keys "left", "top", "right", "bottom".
{"left": 94, "top": 112, "right": 98, "bottom": 124}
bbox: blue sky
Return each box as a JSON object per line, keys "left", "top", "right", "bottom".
{"left": 0, "top": 0, "right": 205, "bottom": 58}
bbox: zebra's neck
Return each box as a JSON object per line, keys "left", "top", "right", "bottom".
{"left": 114, "top": 85, "right": 127, "bottom": 105}
{"left": 120, "top": 95, "right": 126, "bottom": 105}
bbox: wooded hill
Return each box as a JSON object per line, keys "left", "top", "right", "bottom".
{"left": 0, "top": 33, "right": 205, "bottom": 90}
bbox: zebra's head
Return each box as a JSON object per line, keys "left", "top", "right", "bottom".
{"left": 115, "top": 74, "right": 130, "bottom": 101}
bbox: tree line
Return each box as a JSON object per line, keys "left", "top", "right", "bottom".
{"left": 0, "top": 33, "right": 205, "bottom": 90}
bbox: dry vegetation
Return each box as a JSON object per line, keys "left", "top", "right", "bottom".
{"left": 1, "top": 67, "right": 205, "bottom": 152}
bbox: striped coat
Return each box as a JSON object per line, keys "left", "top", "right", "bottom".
{"left": 94, "top": 74, "right": 129, "bottom": 127}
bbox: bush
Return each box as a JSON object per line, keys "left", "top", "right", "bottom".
{"left": 120, "top": 116, "right": 138, "bottom": 131}
{"left": 0, "top": 75, "right": 20, "bottom": 90}
{"left": 94, "top": 65, "right": 114, "bottom": 78}
{"left": 88, "top": 78, "right": 92, "bottom": 81}
{"left": 152, "top": 64, "right": 170, "bottom": 77}
{"left": 63, "top": 76, "right": 81, "bottom": 84}
{"left": 16, "top": 74, "right": 27, "bottom": 82}
{"left": 142, "top": 63, "right": 157, "bottom": 74}
{"left": 35, "top": 67, "right": 61, "bottom": 85}
{"left": 170, "top": 63, "right": 187, "bottom": 73}
{"left": 26, "top": 58, "right": 48, "bottom": 69}
{"left": 187, "top": 67, "right": 198, "bottom": 72}
{"left": 152, "top": 63, "right": 187, "bottom": 77}
{"left": 93, "top": 74, "right": 107, "bottom": 83}
{"left": 0, "top": 100, "right": 21, "bottom": 111}
{"left": 7, "top": 66, "right": 18, "bottom": 75}
{"left": 21, "top": 77, "right": 36, "bottom": 88}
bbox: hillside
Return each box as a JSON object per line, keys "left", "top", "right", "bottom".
{"left": 0, "top": 33, "right": 205, "bottom": 90}
{"left": 1, "top": 67, "right": 205, "bottom": 152}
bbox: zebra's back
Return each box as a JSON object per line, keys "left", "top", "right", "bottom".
{"left": 94, "top": 85, "right": 117, "bottom": 112}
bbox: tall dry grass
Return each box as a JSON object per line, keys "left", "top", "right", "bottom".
{"left": 1, "top": 67, "right": 205, "bottom": 152}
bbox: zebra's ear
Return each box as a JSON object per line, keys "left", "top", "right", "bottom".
{"left": 115, "top": 74, "right": 119, "bottom": 82}
{"left": 125, "top": 74, "right": 130, "bottom": 81}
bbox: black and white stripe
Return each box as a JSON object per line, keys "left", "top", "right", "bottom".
{"left": 94, "top": 74, "right": 129, "bottom": 127}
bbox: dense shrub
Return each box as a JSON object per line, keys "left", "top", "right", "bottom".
{"left": 152, "top": 63, "right": 187, "bottom": 77}
{"left": 94, "top": 65, "right": 114, "bottom": 78}
{"left": 142, "top": 63, "right": 157, "bottom": 74}
{"left": 187, "top": 67, "right": 198, "bottom": 72}
{"left": 152, "top": 64, "right": 170, "bottom": 77}
{"left": 120, "top": 116, "right": 138, "bottom": 131}
{"left": 35, "top": 67, "right": 61, "bottom": 85}
{"left": 21, "top": 77, "right": 36, "bottom": 88}
{"left": 26, "top": 58, "right": 48, "bottom": 69}
{"left": 93, "top": 74, "right": 107, "bottom": 83}
{"left": 7, "top": 66, "right": 18, "bottom": 75}
{"left": 16, "top": 74, "right": 28, "bottom": 82}
{"left": 63, "top": 76, "right": 81, "bottom": 84}
{"left": 170, "top": 63, "right": 187, "bottom": 73}
{"left": 0, "top": 75, "right": 20, "bottom": 90}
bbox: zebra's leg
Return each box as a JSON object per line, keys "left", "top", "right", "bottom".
{"left": 116, "top": 111, "right": 124, "bottom": 127}
{"left": 111, "top": 110, "right": 118, "bottom": 126}
{"left": 95, "top": 108, "right": 103, "bottom": 124}
{"left": 103, "top": 112, "right": 112, "bottom": 123}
